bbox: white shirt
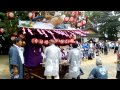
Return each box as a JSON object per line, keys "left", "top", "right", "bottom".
{"left": 13, "top": 44, "right": 24, "bottom": 64}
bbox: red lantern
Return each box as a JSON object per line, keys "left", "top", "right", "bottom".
{"left": 49, "top": 39, "right": 54, "bottom": 42}
{"left": 73, "top": 35, "right": 76, "bottom": 40}
{"left": 38, "top": 39, "right": 43, "bottom": 45}
{"left": 43, "top": 40, "right": 49, "bottom": 45}
{"left": 11, "top": 36, "right": 16, "bottom": 41}
{"left": 82, "top": 20, "right": 86, "bottom": 25}
{"left": 64, "top": 17, "right": 69, "bottom": 22}
{"left": 67, "top": 39, "right": 70, "bottom": 44}
{"left": 60, "top": 39, "right": 64, "bottom": 45}
{"left": 7, "top": 12, "right": 14, "bottom": 19}
{"left": 75, "top": 11, "right": 79, "bottom": 16}
{"left": 28, "top": 12, "right": 35, "bottom": 19}
{"left": 64, "top": 39, "right": 67, "bottom": 44}
{"left": 31, "top": 38, "right": 38, "bottom": 44}
{"left": 71, "top": 11, "right": 76, "bottom": 17}
{"left": 65, "top": 39, "right": 69, "bottom": 44}
{"left": 72, "top": 18, "right": 77, "bottom": 24}
{"left": 69, "top": 39, "right": 75, "bottom": 44}
{"left": 69, "top": 17, "right": 75, "bottom": 22}
{"left": 77, "top": 22, "right": 82, "bottom": 27}
{"left": 55, "top": 39, "right": 60, "bottom": 44}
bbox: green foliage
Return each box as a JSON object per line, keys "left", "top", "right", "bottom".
{"left": 85, "top": 11, "right": 120, "bottom": 41}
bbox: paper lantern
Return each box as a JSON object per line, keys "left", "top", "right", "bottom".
{"left": 65, "top": 39, "right": 69, "bottom": 44}
{"left": 73, "top": 35, "right": 76, "bottom": 40}
{"left": 67, "top": 39, "right": 70, "bottom": 44}
{"left": 72, "top": 18, "right": 77, "bottom": 24}
{"left": 64, "top": 39, "right": 67, "bottom": 44}
{"left": 69, "top": 17, "right": 74, "bottom": 22}
{"left": 49, "top": 39, "right": 54, "bottom": 42}
{"left": 82, "top": 20, "right": 86, "bottom": 25}
{"left": 64, "top": 39, "right": 69, "bottom": 44}
{"left": 55, "top": 39, "right": 60, "bottom": 44}
{"left": 75, "top": 11, "right": 79, "bottom": 16}
{"left": 11, "top": 36, "right": 16, "bottom": 41}
{"left": 60, "top": 39, "right": 64, "bottom": 45}
{"left": 28, "top": 12, "right": 35, "bottom": 19}
{"left": 77, "top": 22, "right": 82, "bottom": 27}
{"left": 64, "top": 17, "right": 69, "bottom": 22}
{"left": 71, "top": 11, "right": 76, "bottom": 17}
{"left": 69, "top": 39, "right": 75, "bottom": 44}
{"left": 0, "top": 28, "right": 4, "bottom": 34}
{"left": 38, "top": 39, "right": 43, "bottom": 45}
{"left": 31, "top": 38, "right": 38, "bottom": 44}
{"left": 43, "top": 40, "right": 49, "bottom": 45}
{"left": 0, "top": 28, "right": 4, "bottom": 33}
{"left": 6, "top": 12, "right": 14, "bottom": 19}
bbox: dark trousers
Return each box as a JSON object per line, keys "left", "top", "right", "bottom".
{"left": 72, "top": 75, "right": 80, "bottom": 79}
{"left": 116, "top": 71, "right": 120, "bottom": 79}
{"left": 114, "top": 47, "right": 118, "bottom": 54}
{"left": 80, "top": 68, "right": 84, "bottom": 74}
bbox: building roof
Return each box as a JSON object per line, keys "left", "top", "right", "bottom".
{"left": 84, "top": 28, "right": 98, "bottom": 34}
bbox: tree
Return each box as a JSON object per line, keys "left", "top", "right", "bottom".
{"left": 85, "top": 11, "right": 120, "bottom": 41}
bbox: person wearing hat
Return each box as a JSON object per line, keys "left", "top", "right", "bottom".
{"left": 116, "top": 38, "right": 120, "bottom": 79}
{"left": 44, "top": 40, "right": 61, "bottom": 79}
{"left": 8, "top": 37, "right": 24, "bottom": 79}
{"left": 88, "top": 58, "right": 108, "bottom": 79}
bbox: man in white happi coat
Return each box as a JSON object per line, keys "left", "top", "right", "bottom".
{"left": 68, "top": 43, "right": 82, "bottom": 79}
{"left": 44, "top": 40, "right": 61, "bottom": 79}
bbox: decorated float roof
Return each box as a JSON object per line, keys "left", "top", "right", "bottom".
{"left": 18, "top": 20, "right": 89, "bottom": 37}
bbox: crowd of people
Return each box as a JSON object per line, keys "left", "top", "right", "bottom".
{"left": 7, "top": 32, "right": 120, "bottom": 79}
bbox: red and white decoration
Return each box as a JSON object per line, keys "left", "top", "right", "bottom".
{"left": 19, "top": 27, "right": 89, "bottom": 45}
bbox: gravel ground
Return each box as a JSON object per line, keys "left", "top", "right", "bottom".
{"left": 0, "top": 49, "right": 117, "bottom": 79}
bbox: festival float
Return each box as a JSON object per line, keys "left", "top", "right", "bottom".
{"left": 16, "top": 11, "right": 89, "bottom": 79}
